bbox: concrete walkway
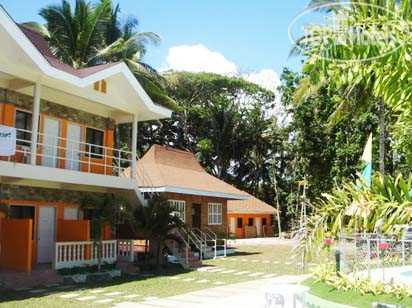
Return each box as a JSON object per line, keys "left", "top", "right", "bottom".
{"left": 113, "top": 275, "right": 309, "bottom": 308}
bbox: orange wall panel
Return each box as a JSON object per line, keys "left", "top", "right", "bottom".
{"left": 227, "top": 213, "right": 272, "bottom": 238}
{"left": 0, "top": 103, "right": 115, "bottom": 175}
{"left": 0, "top": 219, "right": 32, "bottom": 272}
{"left": 57, "top": 220, "right": 90, "bottom": 242}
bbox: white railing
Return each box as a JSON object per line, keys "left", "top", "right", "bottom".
{"left": 4, "top": 127, "right": 133, "bottom": 177}
{"left": 53, "top": 240, "right": 117, "bottom": 270}
{"left": 205, "top": 227, "right": 227, "bottom": 258}
{"left": 117, "top": 239, "right": 134, "bottom": 262}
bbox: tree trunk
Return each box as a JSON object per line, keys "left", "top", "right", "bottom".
{"left": 97, "top": 237, "right": 103, "bottom": 272}
{"left": 379, "top": 99, "right": 385, "bottom": 175}
{"left": 273, "top": 172, "right": 282, "bottom": 238}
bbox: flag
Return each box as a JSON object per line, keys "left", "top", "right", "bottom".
{"left": 361, "top": 133, "right": 372, "bottom": 187}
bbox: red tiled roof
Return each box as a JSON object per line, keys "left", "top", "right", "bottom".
{"left": 228, "top": 192, "right": 277, "bottom": 214}
{"left": 18, "top": 25, "right": 120, "bottom": 78}
{"left": 126, "top": 145, "right": 248, "bottom": 199}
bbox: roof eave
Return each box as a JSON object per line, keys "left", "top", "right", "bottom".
{"left": 139, "top": 186, "right": 249, "bottom": 200}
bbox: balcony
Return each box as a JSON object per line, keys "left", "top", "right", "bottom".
{"left": 0, "top": 126, "right": 137, "bottom": 193}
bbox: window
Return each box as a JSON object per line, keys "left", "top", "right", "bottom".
{"left": 168, "top": 200, "right": 185, "bottom": 222}
{"left": 237, "top": 217, "right": 243, "bottom": 228}
{"left": 262, "top": 218, "right": 267, "bottom": 226}
{"left": 85, "top": 128, "right": 104, "bottom": 159}
{"left": 15, "top": 110, "right": 32, "bottom": 146}
{"left": 248, "top": 218, "right": 254, "bottom": 226}
{"left": 9, "top": 205, "right": 35, "bottom": 239}
{"left": 208, "top": 203, "right": 222, "bottom": 225}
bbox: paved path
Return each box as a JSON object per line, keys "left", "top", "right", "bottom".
{"left": 112, "top": 275, "right": 309, "bottom": 308}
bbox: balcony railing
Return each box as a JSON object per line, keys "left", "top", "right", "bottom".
{"left": 2, "top": 127, "right": 133, "bottom": 177}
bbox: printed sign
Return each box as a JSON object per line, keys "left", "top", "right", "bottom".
{"left": 0, "top": 125, "right": 17, "bottom": 156}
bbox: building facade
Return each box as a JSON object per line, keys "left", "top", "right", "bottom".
{"left": 0, "top": 6, "right": 171, "bottom": 272}
{"left": 134, "top": 145, "right": 247, "bottom": 236}
{"left": 227, "top": 193, "right": 277, "bottom": 238}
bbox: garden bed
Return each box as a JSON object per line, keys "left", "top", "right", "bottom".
{"left": 303, "top": 278, "right": 412, "bottom": 308}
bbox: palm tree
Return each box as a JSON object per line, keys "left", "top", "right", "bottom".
{"left": 81, "top": 193, "right": 131, "bottom": 271}
{"left": 293, "top": 173, "right": 412, "bottom": 263}
{"left": 23, "top": 0, "right": 175, "bottom": 108}
{"left": 133, "top": 195, "right": 184, "bottom": 269}
{"left": 24, "top": 0, "right": 111, "bottom": 68}
{"left": 290, "top": 0, "right": 410, "bottom": 175}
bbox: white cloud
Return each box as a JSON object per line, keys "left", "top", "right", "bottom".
{"left": 161, "top": 45, "right": 289, "bottom": 126}
{"left": 242, "top": 69, "right": 281, "bottom": 93}
{"left": 162, "top": 44, "right": 238, "bottom": 75}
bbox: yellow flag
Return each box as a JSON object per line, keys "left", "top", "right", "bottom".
{"left": 361, "top": 133, "right": 372, "bottom": 163}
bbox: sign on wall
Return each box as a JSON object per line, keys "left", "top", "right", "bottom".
{"left": 0, "top": 125, "right": 17, "bottom": 156}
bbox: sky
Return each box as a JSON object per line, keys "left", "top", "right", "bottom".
{"left": 0, "top": 0, "right": 311, "bottom": 92}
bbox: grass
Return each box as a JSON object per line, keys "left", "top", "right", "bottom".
{"left": 303, "top": 278, "right": 412, "bottom": 308}
{"left": 0, "top": 243, "right": 309, "bottom": 308}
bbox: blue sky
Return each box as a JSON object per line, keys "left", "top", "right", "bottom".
{"left": 0, "top": 0, "right": 310, "bottom": 86}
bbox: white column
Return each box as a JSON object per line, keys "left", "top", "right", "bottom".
{"left": 131, "top": 114, "right": 138, "bottom": 179}
{"left": 30, "top": 82, "right": 41, "bottom": 165}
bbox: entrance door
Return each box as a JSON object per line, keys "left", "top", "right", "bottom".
{"left": 192, "top": 204, "right": 201, "bottom": 229}
{"left": 42, "top": 117, "right": 60, "bottom": 167}
{"left": 256, "top": 218, "right": 262, "bottom": 237}
{"left": 65, "top": 123, "right": 82, "bottom": 171}
{"left": 37, "top": 206, "right": 56, "bottom": 263}
{"left": 230, "top": 217, "right": 235, "bottom": 235}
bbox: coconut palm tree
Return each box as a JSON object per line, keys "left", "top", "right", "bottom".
{"left": 24, "top": 0, "right": 112, "bottom": 68}
{"left": 23, "top": 0, "right": 175, "bottom": 108}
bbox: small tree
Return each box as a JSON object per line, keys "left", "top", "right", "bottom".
{"left": 81, "top": 193, "right": 131, "bottom": 271}
{"left": 134, "top": 194, "right": 184, "bottom": 269}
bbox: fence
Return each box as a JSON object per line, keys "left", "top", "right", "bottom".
{"left": 53, "top": 240, "right": 117, "bottom": 270}
{"left": 338, "top": 234, "right": 412, "bottom": 276}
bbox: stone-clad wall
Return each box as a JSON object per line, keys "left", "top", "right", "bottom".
{"left": 164, "top": 192, "right": 228, "bottom": 235}
{"left": 0, "top": 184, "right": 85, "bottom": 204}
{"left": 0, "top": 87, "right": 115, "bottom": 130}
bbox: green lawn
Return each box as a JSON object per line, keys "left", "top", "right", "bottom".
{"left": 303, "top": 278, "right": 412, "bottom": 308}
{"left": 0, "top": 243, "right": 309, "bottom": 308}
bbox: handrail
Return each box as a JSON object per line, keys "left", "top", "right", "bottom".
{"left": 193, "top": 227, "right": 217, "bottom": 258}
{"left": 173, "top": 229, "right": 190, "bottom": 266}
{"left": 180, "top": 227, "right": 204, "bottom": 261}
{"left": 204, "top": 227, "right": 226, "bottom": 258}
{"left": 6, "top": 126, "right": 134, "bottom": 177}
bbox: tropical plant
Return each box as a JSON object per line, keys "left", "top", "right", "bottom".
{"left": 23, "top": 0, "right": 112, "bottom": 68}
{"left": 312, "top": 262, "right": 412, "bottom": 297}
{"left": 133, "top": 194, "right": 184, "bottom": 269}
{"left": 81, "top": 193, "right": 131, "bottom": 271}
{"left": 23, "top": 0, "right": 174, "bottom": 108}
{"left": 290, "top": 0, "right": 412, "bottom": 174}
{"left": 294, "top": 173, "right": 412, "bottom": 263}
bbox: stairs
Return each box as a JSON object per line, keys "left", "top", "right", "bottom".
{"left": 165, "top": 236, "right": 202, "bottom": 270}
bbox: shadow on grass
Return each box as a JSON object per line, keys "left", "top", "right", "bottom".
{"left": 0, "top": 263, "right": 190, "bottom": 304}
{"left": 232, "top": 251, "right": 262, "bottom": 257}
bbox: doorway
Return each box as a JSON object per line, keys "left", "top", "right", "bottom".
{"left": 37, "top": 206, "right": 56, "bottom": 263}
{"left": 256, "top": 218, "right": 262, "bottom": 236}
{"left": 65, "top": 123, "right": 82, "bottom": 171}
{"left": 230, "top": 217, "right": 235, "bottom": 235}
{"left": 42, "top": 117, "right": 61, "bottom": 168}
{"left": 192, "top": 203, "right": 201, "bottom": 229}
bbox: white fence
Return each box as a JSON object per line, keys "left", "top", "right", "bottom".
{"left": 339, "top": 234, "right": 412, "bottom": 275}
{"left": 53, "top": 240, "right": 117, "bottom": 270}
